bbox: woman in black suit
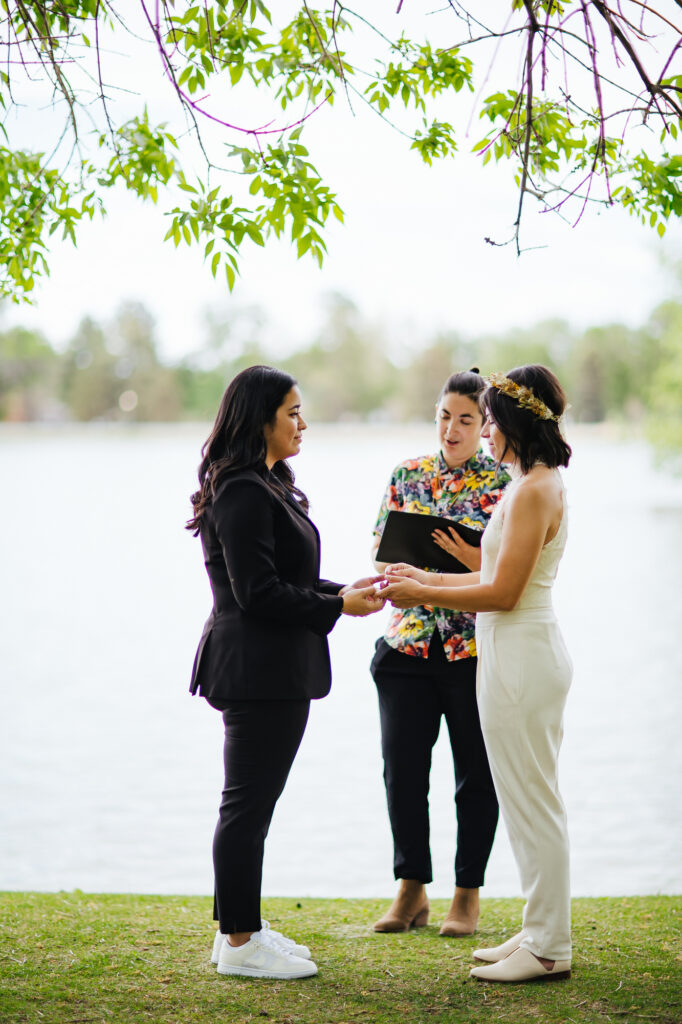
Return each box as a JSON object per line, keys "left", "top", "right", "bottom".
{"left": 187, "top": 365, "right": 383, "bottom": 981}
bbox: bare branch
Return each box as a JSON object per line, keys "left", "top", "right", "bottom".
{"left": 514, "top": 0, "right": 539, "bottom": 255}
{"left": 621, "top": 0, "right": 682, "bottom": 35}
{"left": 94, "top": 0, "right": 116, "bottom": 151}
{"left": 592, "top": 0, "right": 682, "bottom": 118}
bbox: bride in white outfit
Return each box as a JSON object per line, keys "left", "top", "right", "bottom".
{"left": 382, "top": 364, "right": 573, "bottom": 984}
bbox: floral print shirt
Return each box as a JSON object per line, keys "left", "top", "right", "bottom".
{"left": 373, "top": 449, "right": 510, "bottom": 662}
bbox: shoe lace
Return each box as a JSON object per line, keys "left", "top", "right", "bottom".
{"left": 256, "top": 929, "right": 295, "bottom": 957}
{"left": 261, "top": 919, "right": 291, "bottom": 945}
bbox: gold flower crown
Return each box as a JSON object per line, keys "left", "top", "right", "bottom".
{"left": 486, "top": 372, "right": 561, "bottom": 422}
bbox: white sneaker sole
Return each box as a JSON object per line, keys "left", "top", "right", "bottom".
{"left": 217, "top": 962, "right": 318, "bottom": 980}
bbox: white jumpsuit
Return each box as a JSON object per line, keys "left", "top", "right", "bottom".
{"left": 476, "top": 471, "right": 573, "bottom": 961}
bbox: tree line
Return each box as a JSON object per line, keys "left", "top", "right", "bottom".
{"left": 2, "top": 294, "right": 681, "bottom": 452}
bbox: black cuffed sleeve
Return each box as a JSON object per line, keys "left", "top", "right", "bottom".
{"left": 318, "top": 579, "right": 344, "bottom": 596}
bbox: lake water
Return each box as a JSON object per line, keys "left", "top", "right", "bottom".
{"left": 1, "top": 422, "right": 681, "bottom": 899}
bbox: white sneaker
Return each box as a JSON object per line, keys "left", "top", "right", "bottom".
{"left": 211, "top": 929, "right": 224, "bottom": 965}
{"left": 217, "top": 931, "right": 318, "bottom": 979}
{"left": 261, "top": 919, "right": 311, "bottom": 959}
{"left": 211, "top": 922, "right": 311, "bottom": 964}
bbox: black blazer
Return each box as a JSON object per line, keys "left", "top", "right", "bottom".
{"left": 189, "top": 468, "right": 344, "bottom": 704}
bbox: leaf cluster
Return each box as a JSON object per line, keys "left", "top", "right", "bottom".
{"left": 0, "top": 147, "right": 98, "bottom": 299}
{"left": 0, "top": 1, "right": 681, "bottom": 300}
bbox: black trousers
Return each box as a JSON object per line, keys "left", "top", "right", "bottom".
{"left": 212, "top": 699, "right": 310, "bottom": 934}
{"left": 371, "top": 632, "right": 499, "bottom": 888}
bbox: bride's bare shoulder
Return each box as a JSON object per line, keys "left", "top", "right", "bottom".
{"left": 511, "top": 466, "right": 563, "bottom": 509}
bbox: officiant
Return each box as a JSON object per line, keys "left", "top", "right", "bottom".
{"left": 370, "top": 368, "right": 510, "bottom": 937}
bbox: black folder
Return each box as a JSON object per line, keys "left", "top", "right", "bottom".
{"left": 376, "top": 510, "right": 482, "bottom": 573}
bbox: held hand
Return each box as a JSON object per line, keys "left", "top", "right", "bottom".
{"left": 384, "top": 563, "right": 432, "bottom": 585}
{"left": 381, "top": 574, "right": 428, "bottom": 609}
{"left": 431, "top": 528, "right": 481, "bottom": 571}
{"left": 339, "top": 575, "right": 384, "bottom": 596}
{"left": 341, "top": 585, "right": 387, "bottom": 617}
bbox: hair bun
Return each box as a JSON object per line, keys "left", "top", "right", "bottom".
{"left": 469, "top": 366, "right": 480, "bottom": 374}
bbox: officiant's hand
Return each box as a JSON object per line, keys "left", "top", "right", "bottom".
{"left": 432, "top": 527, "right": 481, "bottom": 571}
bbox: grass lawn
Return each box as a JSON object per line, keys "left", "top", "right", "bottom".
{"left": 1, "top": 893, "right": 680, "bottom": 1023}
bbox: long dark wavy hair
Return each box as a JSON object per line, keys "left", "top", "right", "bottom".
{"left": 483, "top": 364, "right": 572, "bottom": 474}
{"left": 186, "top": 365, "right": 308, "bottom": 534}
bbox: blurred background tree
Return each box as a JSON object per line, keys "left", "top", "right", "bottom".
{"left": 394, "top": 333, "right": 476, "bottom": 422}
{"left": 4, "top": 286, "right": 682, "bottom": 463}
{"left": 109, "top": 303, "right": 181, "bottom": 421}
{"left": 61, "top": 317, "right": 118, "bottom": 422}
{"left": 282, "top": 296, "right": 397, "bottom": 422}
{"left": 0, "top": 327, "right": 59, "bottom": 421}
{"left": 59, "top": 305, "right": 180, "bottom": 421}
{"left": 644, "top": 300, "right": 682, "bottom": 455}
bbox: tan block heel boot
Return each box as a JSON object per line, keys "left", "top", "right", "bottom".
{"left": 373, "top": 879, "right": 429, "bottom": 933}
{"left": 439, "top": 886, "right": 480, "bottom": 937}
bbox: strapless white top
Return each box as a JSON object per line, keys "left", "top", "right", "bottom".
{"left": 478, "top": 471, "right": 567, "bottom": 622}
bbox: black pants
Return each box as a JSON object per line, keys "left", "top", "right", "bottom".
{"left": 212, "top": 699, "right": 310, "bottom": 934}
{"left": 371, "top": 632, "right": 498, "bottom": 888}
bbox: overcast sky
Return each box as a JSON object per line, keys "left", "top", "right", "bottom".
{"left": 5, "top": 2, "right": 681, "bottom": 362}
